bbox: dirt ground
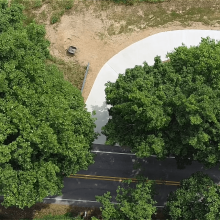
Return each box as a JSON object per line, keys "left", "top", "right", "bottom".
{"left": 35, "top": 0, "right": 220, "bottom": 103}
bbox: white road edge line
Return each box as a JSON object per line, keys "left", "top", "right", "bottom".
{"left": 91, "top": 150, "right": 135, "bottom": 156}
{"left": 43, "top": 198, "right": 164, "bottom": 207}
{"left": 44, "top": 198, "right": 105, "bottom": 203}
{"left": 91, "top": 150, "right": 175, "bottom": 159}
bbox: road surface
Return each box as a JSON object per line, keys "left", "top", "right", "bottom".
{"left": 43, "top": 144, "right": 220, "bottom": 208}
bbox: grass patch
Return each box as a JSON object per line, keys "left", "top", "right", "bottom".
{"left": 107, "top": 23, "right": 116, "bottom": 36}
{"left": 11, "top": 0, "right": 74, "bottom": 25}
{"left": 102, "top": 0, "right": 220, "bottom": 35}
{"left": 48, "top": 0, "right": 74, "bottom": 24}
{"left": 11, "top": 0, "right": 42, "bottom": 9}
{"left": 0, "top": 200, "right": 166, "bottom": 219}
{"left": 46, "top": 55, "right": 87, "bottom": 91}
{"left": 23, "top": 11, "right": 36, "bottom": 26}
{"left": 63, "top": 0, "right": 74, "bottom": 10}
{"left": 21, "top": 212, "right": 82, "bottom": 219}
{"left": 33, "top": 0, "right": 42, "bottom": 8}
{"left": 50, "top": 9, "right": 65, "bottom": 24}
{"left": 11, "top": 0, "right": 220, "bottom": 33}
{"left": 110, "top": 0, "right": 164, "bottom": 5}
{"left": 38, "top": 9, "right": 48, "bottom": 21}
{"left": 0, "top": 202, "right": 102, "bottom": 220}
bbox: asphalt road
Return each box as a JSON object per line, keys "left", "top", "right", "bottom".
{"left": 43, "top": 144, "right": 220, "bottom": 208}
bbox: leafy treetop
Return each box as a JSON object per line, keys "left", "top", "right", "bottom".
{"left": 164, "top": 172, "right": 220, "bottom": 220}
{"left": 93, "top": 176, "right": 157, "bottom": 220}
{"left": 102, "top": 37, "right": 220, "bottom": 169}
{"left": 0, "top": 2, "right": 98, "bottom": 209}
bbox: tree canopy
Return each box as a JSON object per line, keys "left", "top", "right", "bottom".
{"left": 93, "top": 177, "right": 157, "bottom": 220}
{"left": 164, "top": 172, "right": 220, "bottom": 220}
{"left": 0, "top": 2, "right": 98, "bottom": 208}
{"left": 102, "top": 37, "right": 220, "bottom": 169}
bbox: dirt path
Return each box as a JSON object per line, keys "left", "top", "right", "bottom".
{"left": 43, "top": 2, "right": 220, "bottom": 103}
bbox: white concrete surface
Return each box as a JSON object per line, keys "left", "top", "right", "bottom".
{"left": 85, "top": 30, "right": 220, "bottom": 145}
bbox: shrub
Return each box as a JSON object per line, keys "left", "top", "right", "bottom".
{"left": 50, "top": 10, "right": 64, "bottom": 24}
{"left": 63, "top": 0, "right": 74, "bottom": 10}
{"left": 33, "top": 0, "right": 42, "bottom": 8}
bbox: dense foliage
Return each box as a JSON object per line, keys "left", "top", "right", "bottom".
{"left": 93, "top": 177, "right": 157, "bottom": 220}
{"left": 102, "top": 37, "right": 220, "bottom": 169}
{"left": 164, "top": 172, "right": 220, "bottom": 220}
{"left": 0, "top": 2, "right": 98, "bottom": 208}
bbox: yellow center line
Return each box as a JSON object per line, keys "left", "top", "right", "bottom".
{"left": 68, "top": 174, "right": 180, "bottom": 186}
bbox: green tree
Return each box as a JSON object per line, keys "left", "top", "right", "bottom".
{"left": 0, "top": 2, "right": 98, "bottom": 208}
{"left": 0, "top": 0, "right": 25, "bottom": 32}
{"left": 102, "top": 37, "right": 220, "bottom": 169}
{"left": 93, "top": 177, "right": 157, "bottom": 220}
{"left": 164, "top": 172, "right": 220, "bottom": 220}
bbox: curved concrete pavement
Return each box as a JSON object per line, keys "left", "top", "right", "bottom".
{"left": 85, "top": 30, "right": 220, "bottom": 145}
